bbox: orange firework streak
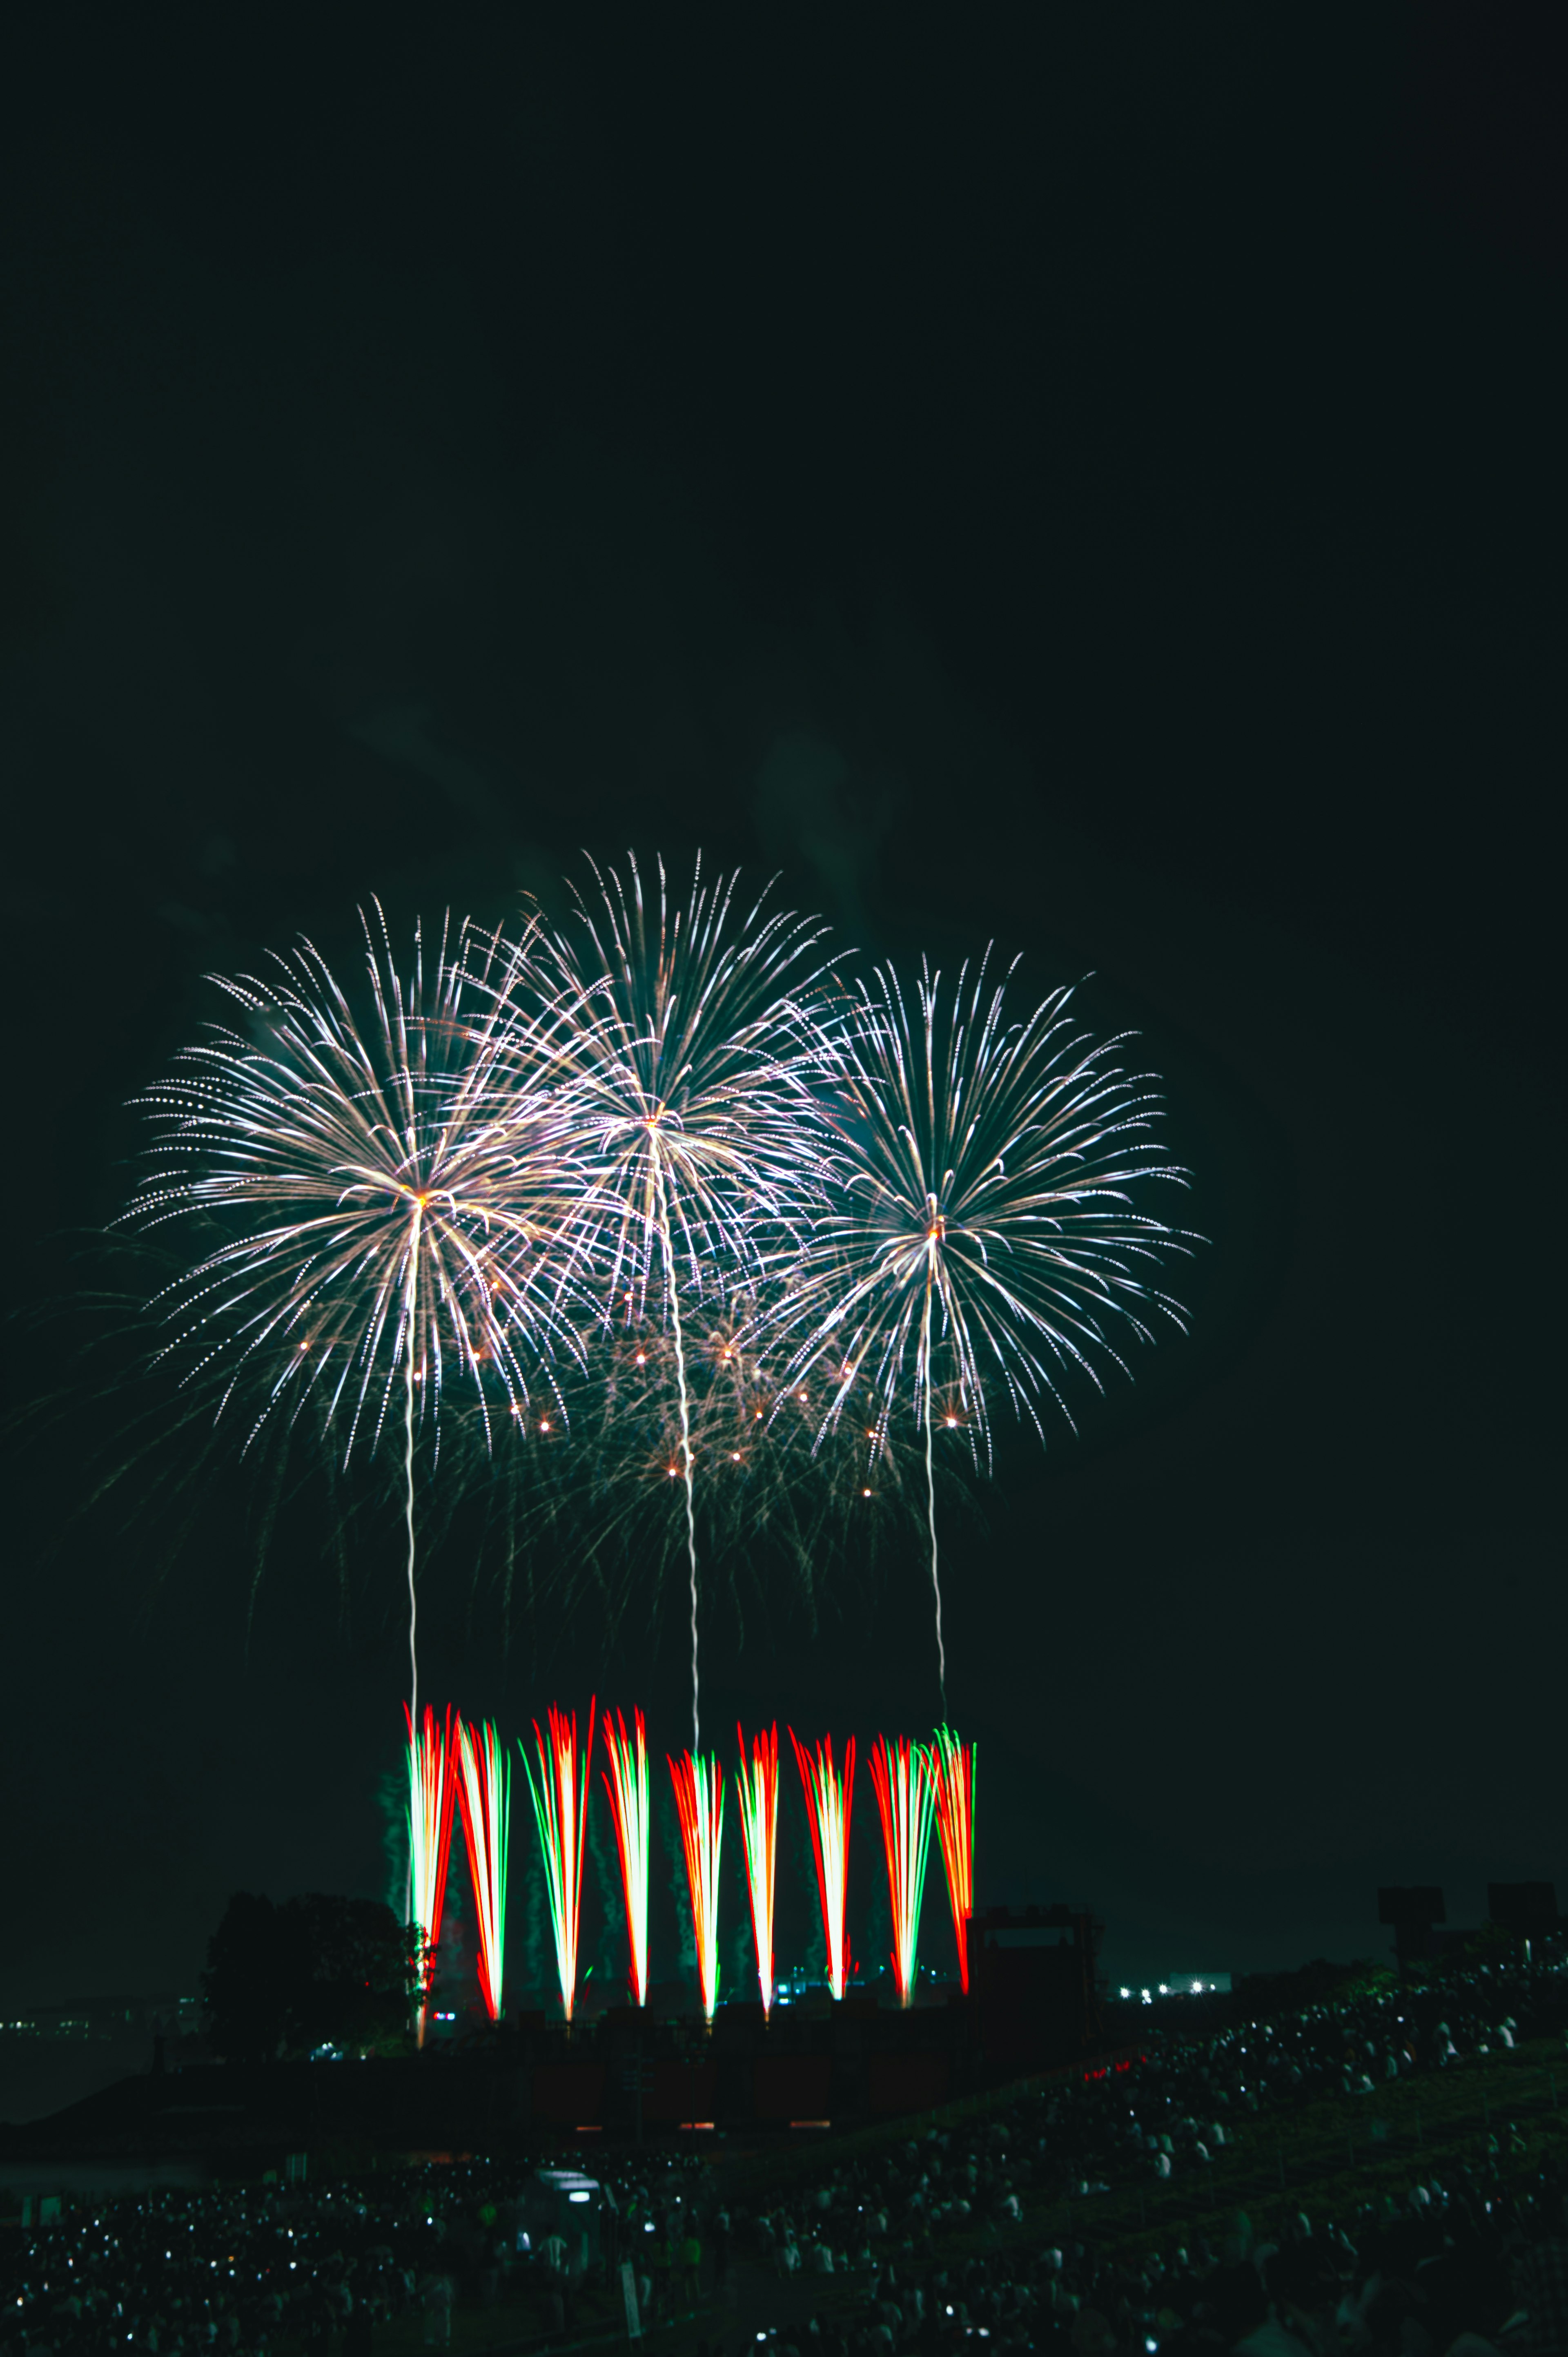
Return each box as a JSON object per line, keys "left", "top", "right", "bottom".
{"left": 668, "top": 1750, "right": 725, "bottom": 2022}
{"left": 789, "top": 1730, "right": 855, "bottom": 2000}
{"left": 454, "top": 1718, "right": 510, "bottom": 2023}
{"left": 404, "top": 1703, "right": 457, "bottom": 2045}
{"left": 519, "top": 1701, "right": 596, "bottom": 2024}
{"left": 925, "top": 1724, "right": 976, "bottom": 1993}
{"left": 735, "top": 1722, "right": 780, "bottom": 2015}
{"left": 600, "top": 1706, "right": 651, "bottom": 2008}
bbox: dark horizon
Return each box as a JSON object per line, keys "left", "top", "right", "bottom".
{"left": 2, "top": 4, "right": 1561, "bottom": 2106}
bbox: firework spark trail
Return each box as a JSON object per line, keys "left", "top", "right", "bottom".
{"left": 767, "top": 954, "right": 1189, "bottom": 1699}
{"left": 455, "top": 1718, "right": 510, "bottom": 2022}
{"left": 600, "top": 1706, "right": 651, "bottom": 2008}
{"left": 668, "top": 1748, "right": 725, "bottom": 2023}
{"left": 925, "top": 1724, "right": 976, "bottom": 1994}
{"left": 868, "top": 1733, "right": 936, "bottom": 2007}
{"left": 519, "top": 1701, "right": 596, "bottom": 2024}
{"left": 404, "top": 1703, "right": 457, "bottom": 2045}
{"left": 131, "top": 905, "right": 581, "bottom": 1719}
{"left": 789, "top": 1729, "right": 855, "bottom": 2000}
{"left": 492, "top": 856, "right": 832, "bottom": 1748}
{"left": 735, "top": 1722, "right": 780, "bottom": 2015}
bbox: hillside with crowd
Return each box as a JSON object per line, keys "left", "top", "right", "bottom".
{"left": 6, "top": 1936, "right": 1568, "bottom": 2357}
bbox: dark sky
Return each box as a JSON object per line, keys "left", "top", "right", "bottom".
{"left": 1, "top": 4, "right": 1562, "bottom": 2048}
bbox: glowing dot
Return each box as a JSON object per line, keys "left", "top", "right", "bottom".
{"left": 539, "top": 1419, "right": 551, "bottom": 1433}
{"left": 668, "top": 1465, "right": 680, "bottom": 1478}
{"left": 730, "top": 1451, "right": 741, "bottom": 1461}
{"left": 944, "top": 1414, "right": 958, "bottom": 1427}
{"left": 635, "top": 1354, "right": 647, "bottom": 1366}
{"left": 862, "top": 1487, "right": 873, "bottom": 1498}
{"left": 754, "top": 1408, "right": 763, "bottom": 1419}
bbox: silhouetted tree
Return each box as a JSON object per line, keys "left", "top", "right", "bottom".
{"left": 203, "top": 1891, "right": 417, "bottom": 2060}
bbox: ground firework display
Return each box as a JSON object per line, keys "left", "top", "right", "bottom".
{"left": 927, "top": 1724, "right": 977, "bottom": 1993}
{"left": 599, "top": 1704, "right": 651, "bottom": 2009}
{"left": 869, "top": 1733, "right": 936, "bottom": 2007}
{"left": 735, "top": 1721, "right": 780, "bottom": 2016}
{"left": 404, "top": 1703, "right": 457, "bottom": 2045}
{"left": 454, "top": 1717, "right": 510, "bottom": 2023}
{"left": 668, "top": 1748, "right": 725, "bottom": 2023}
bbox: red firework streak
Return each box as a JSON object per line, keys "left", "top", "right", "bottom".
{"left": 519, "top": 1701, "right": 596, "bottom": 2024}
{"left": 600, "top": 1706, "right": 651, "bottom": 2008}
{"left": 789, "top": 1730, "right": 855, "bottom": 2000}
{"left": 403, "top": 1704, "right": 457, "bottom": 2043}
{"left": 454, "top": 1717, "right": 510, "bottom": 2023}
{"left": 668, "top": 1750, "right": 725, "bottom": 2022}
{"left": 735, "top": 1722, "right": 780, "bottom": 2015}
{"left": 925, "top": 1724, "right": 976, "bottom": 1993}
{"left": 868, "top": 1733, "right": 936, "bottom": 2006}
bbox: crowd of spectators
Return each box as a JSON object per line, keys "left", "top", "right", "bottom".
{"left": 4, "top": 1943, "right": 1566, "bottom": 2357}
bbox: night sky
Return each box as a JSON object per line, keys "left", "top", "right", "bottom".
{"left": 2, "top": 6, "right": 1562, "bottom": 2070}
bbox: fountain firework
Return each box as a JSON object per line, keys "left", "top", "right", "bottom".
{"left": 404, "top": 1703, "right": 457, "bottom": 2043}
{"left": 868, "top": 1733, "right": 935, "bottom": 2006}
{"left": 519, "top": 1702, "right": 596, "bottom": 2024}
{"left": 599, "top": 1705, "right": 651, "bottom": 2008}
{"left": 454, "top": 1717, "right": 510, "bottom": 2022}
{"left": 926, "top": 1723, "right": 977, "bottom": 1994}
{"left": 735, "top": 1721, "right": 780, "bottom": 2015}
{"left": 789, "top": 1729, "right": 855, "bottom": 2001}
{"left": 668, "top": 1748, "right": 725, "bottom": 2022}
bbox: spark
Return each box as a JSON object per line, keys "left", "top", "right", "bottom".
{"left": 668, "top": 1748, "right": 725, "bottom": 2023}
{"left": 519, "top": 1702, "right": 596, "bottom": 2024}
{"left": 735, "top": 1722, "right": 780, "bottom": 2016}
{"left": 454, "top": 1718, "right": 510, "bottom": 2023}
{"left": 599, "top": 1706, "right": 651, "bottom": 2009}
{"left": 789, "top": 1729, "right": 855, "bottom": 2001}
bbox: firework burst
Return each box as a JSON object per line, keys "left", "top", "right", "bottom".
{"left": 768, "top": 955, "right": 1188, "bottom": 1697}
{"left": 668, "top": 1749, "right": 725, "bottom": 2023}
{"left": 454, "top": 1717, "right": 510, "bottom": 2022}
{"left": 925, "top": 1723, "right": 976, "bottom": 1993}
{"left": 735, "top": 1722, "right": 780, "bottom": 2015}
{"left": 489, "top": 857, "right": 831, "bottom": 1746}
{"left": 131, "top": 905, "right": 579, "bottom": 1720}
{"left": 404, "top": 1703, "right": 457, "bottom": 2044}
{"left": 789, "top": 1729, "right": 855, "bottom": 2000}
{"left": 519, "top": 1701, "right": 596, "bottom": 2024}
{"left": 868, "top": 1733, "right": 935, "bottom": 2006}
{"left": 600, "top": 1706, "right": 651, "bottom": 2008}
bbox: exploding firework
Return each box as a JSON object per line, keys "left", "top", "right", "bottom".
{"left": 925, "top": 1723, "right": 976, "bottom": 1993}
{"left": 735, "top": 1722, "right": 780, "bottom": 2015}
{"left": 868, "top": 1733, "right": 935, "bottom": 2007}
{"left": 768, "top": 955, "right": 1188, "bottom": 1697}
{"left": 600, "top": 1705, "right": 651, "bottom": 2008}
{"left": 131, "top": 905, "right": 580, "bottom": 1720}
{"left": 454, "top": 1717, "right": 510, "bottom": 2023}
{"left": 668, "top": 1748, "right": 725, "bottom": 2022}
{"left": 519, "top": 1702, "right": 596, "bottom": 2024}
{"left": 405, "top": 1703, "right": 457, "bottom": 2043}
{"left": 490, "top": 857, "right": 831, "bottom": 1747}
{"left": 789, "top": 1729, "right": 855, "bottom": 2000}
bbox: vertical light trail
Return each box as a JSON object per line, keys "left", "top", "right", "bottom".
{"left": 668, "top": 1749, "right": 725, "bottom": 2023}
{"left": 402, "top": 1202, "right": 423, "bottom": 1736}
{"left": 920, "top": 1254, "right": 944, "bottom": 1702}
{"left": 789, "top": 1729, "right": 855, "bottom": 2001}
{"left": 455, "top": 1718, "right": 510, "bottom": 2023}
{"left": 520, "top": 1701, "right": 597, "bottom": 2024}
{"left": 653, "top": 1153, "right": 701, "bottom": 1750}
{"left": 404, "top": 1702, "right": 457, "bottom": 2047}
{"left": 868, "top": 1734, "right": 935, "bottom": 2006}
{"left": 735, "top": 1722, "right": 780, "bottom": 2016}
{"left": 925, "top": 1724, "right": 976, "bottom": 1994}
{"left": 600, "top": 1706, "right": 651, "bottom": 2008}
